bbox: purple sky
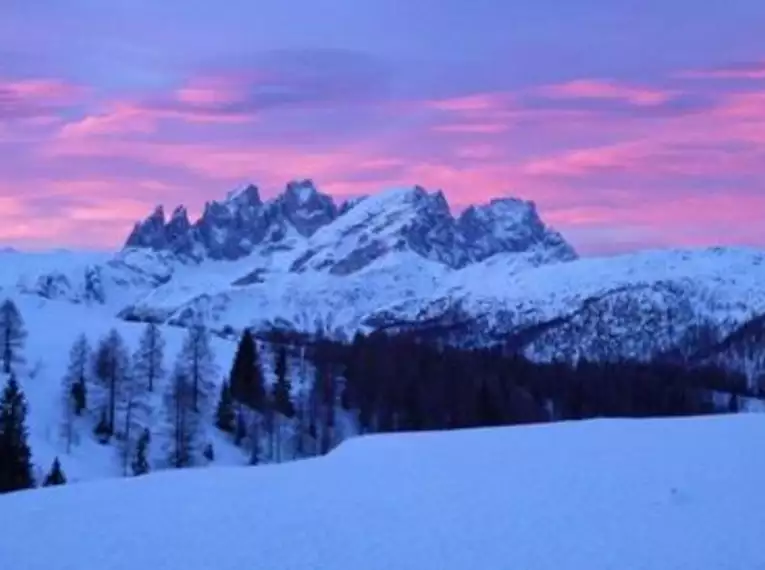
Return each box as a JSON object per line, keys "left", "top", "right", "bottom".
{"left": 1, "top": 0, "right": 764, "bottom": 254}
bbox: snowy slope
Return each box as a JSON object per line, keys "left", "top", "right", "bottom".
{"left": 372, "top": 246, "right": 765, "bottom": 361}
{"left": 1, "top": 291, "right": 245, "bottom": 482}
{"left": 1, "top": 414, "right": 764, "bottom": 570}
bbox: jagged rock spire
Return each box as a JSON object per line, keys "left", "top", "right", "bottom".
{"left": 123, "top": 181, "right": 577, "bottom": 270}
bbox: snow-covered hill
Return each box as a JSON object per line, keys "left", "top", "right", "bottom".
{"left": 1, "top": 414, "right": 764, "bottom": 570}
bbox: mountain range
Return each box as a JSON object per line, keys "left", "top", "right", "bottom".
{"left": 2, "top": 179, "right": 765, "bottom": 385}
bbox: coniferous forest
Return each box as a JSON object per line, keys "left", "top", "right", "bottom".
{"left": 0, "top": 296, "right": 761, "bottom": 494}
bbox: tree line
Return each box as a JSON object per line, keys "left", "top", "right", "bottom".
{"left": 1, "top": 296, "right": 759, "bottom": 495}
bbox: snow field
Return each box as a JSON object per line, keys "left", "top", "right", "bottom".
{"left": 0, "top": 415, "right": 763, "bottom": 570}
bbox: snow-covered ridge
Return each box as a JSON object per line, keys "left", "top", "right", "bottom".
{"left": 2, "top": 415, "right": 764, "bottom": 570}
{"left": 125, "top": 180, "right": 577, "bottom": 270}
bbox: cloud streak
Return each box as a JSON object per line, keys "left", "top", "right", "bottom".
{"left": 1, "top": 42, "right": 765, "bottom": 255}
{"left": 0, "top": 77, "right": 83, "bottom": 120}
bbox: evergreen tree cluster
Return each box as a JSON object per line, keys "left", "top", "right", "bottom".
{"left": 211, "top": 326, "right": 756, "bottom": 464}
{"left": 331, "top": 332, "right": 752, "bottom": 433}
{"left": 216, "top": 329, "right": 302, "bottom": 463}
{"left": 62, "top": 319, "right": 218, "bottom": 474}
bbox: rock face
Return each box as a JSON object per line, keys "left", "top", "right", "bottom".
{"left": 457, "top": 198, "right": 576, "bottom": 262}
{"left": 125, "top": 180, "right": 341, "bottom": 261}
{"left": 124, "top": 180, "right": 577, "bottom": 272}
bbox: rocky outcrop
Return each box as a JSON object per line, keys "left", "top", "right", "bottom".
{"left": 125, "top": 181, "right": 577, "bottom": 274}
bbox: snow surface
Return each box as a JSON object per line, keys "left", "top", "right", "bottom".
{"left": 1, "top": 291, "right": 246, "bottom": 482}
{"left": 1, "top": 414, "right": 764, "bottom": 570}
{"left": 385, "top": 246, "right": 765, "bottom": 327}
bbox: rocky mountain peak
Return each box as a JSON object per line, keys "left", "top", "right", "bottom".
{"left": 123, "top": 180, "right": 577, "bottom": 270}
{"left": 271, "top": 179, "right": 338, "bottom": 237}
{"left": 458, "top": 198, "right": 577, "bottom": 262}
{"left": 224, "top": 184, "right": 263, "bottom": 209}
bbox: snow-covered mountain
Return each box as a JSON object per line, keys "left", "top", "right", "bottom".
{"left": 2, "top": 180, "right": 765, "bottom": 380}
{"left": 125, "top": 180, "right": 576, "bottom": 269}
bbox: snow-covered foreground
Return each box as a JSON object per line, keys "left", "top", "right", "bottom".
{"left": 1, "top": 415, "right": 764, "bottom": 570}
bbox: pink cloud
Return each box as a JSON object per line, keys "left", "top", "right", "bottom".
{"left": 1, "top": 78, "right": 83, "bottom": 103}
{"left": 537, "top": 79, "right": 676, "bottom": 106}
{"left": 432, "top": 123, "right": 509, "bottom": 134}
{"left": 175, "top": 75, "right": 249, "bottom": 106}
{"left": 59, "top": 103, "right": 157, "bottom": 137}
{"left": 426, "top": 93, "right": 511, "bottom": 112}
{"left": 0, "top": 178, "right": 192, "bottom": 248}
{"left": 678, "top": 62, "right": 765, "bottom": 80}
{"left": 522, "top": 143, "right": 644, "bottom": 177}
{"left": 0, "top": 77, "right": 85, "bottom": 124}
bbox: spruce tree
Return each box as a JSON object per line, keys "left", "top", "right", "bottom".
{"left": 163, "top": 365, "right": 203, "bottom": 468}
{"left": 60, "top": 335, "right": 91, "bottom": 452}
{"left": 133, "top": 323, "right": 165, "bottom": 392}
{"left": 92, "top": 329, "right": 131, "bottom": 437}
{"left": 131, "top": 428, "right": 151, "bottom": 476}
{"left": 215, "top": 381, "right": 235, "bottom": 433}
{"left": 64, "top": 334, "right": 90, "bottom": 416}
{"left": 42, "top": 457, "right": 66, "bottom": 486}
{"left": 117, "top": 365, "right": 152, "bottom": 477}
{"left": 272, "top": 346, "right": 295, "bottom": 418}
{"left": 234, "top": 408, "right": 247, "bottom": 446}
{"left": 0, "top": 299, "right": 26, "bottom": 375}
{"left": 271, "top": 346, "right": 294, "bottom": 462}
{"left": 179, "top": 323, "right": 216, "bottom": 413}
{"left": 229, "top": 329, "right": 265, "bottom": 411}
{"left": 0, "top": 375, "right": 34, "bottom": 492}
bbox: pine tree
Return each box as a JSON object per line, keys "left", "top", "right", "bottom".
{"left": 179, "top": 324, "right": 216, "bottom": 413}
{"left": 65, "top": 335, "right": 90, "bottom": 416}
{"left": 42, "top": 457, "right": 66, "bottom": 486}
{"left": 131, "top": 428, "right": 151, "bottom": 476}
{"left": 293, "top": 345, "right": 308, "bottom": 458}
{"left": 215, "top": 381, "right": 235, "bottom": 433}
{"left": 133, "top": 323, "right": 165, "bottom": 392}
{"left": 272, "top": 346, "right": 295, "bottom": 418}
{"left": 0, "top": 375, "right": 34, "bottom": 492}
{"left": 313, "top": 343, "right": 337, "bottom": 455}
{"left": 163, "top": 365, "right": 203, "bottom": 468}
{"left": 117, "top": 365, "right": 152, "bottom": 477}
{"left": 0, "top": 299, "right": 26, "bottom": 375}
{"left": 60, "top": 335, "right": 91, "bottom": 453}
{"left": 271, "top": 346, "right": 294, "bottom": 462}
{"left": 60, "top": 384, "right": 76, "bottom": 454}
{"left": 92, "top": 329, "right": 131, "bottom": 437}
{"left": 229, "top": 329, "right": 265, "bottom": 411}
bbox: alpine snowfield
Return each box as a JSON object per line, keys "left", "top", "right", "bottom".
{"left": 1, "top": 415, "right": 764, "bottom": 570}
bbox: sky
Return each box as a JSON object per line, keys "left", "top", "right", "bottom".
{"left": 1, "top": 0, "right": 764, "bottom": 255}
